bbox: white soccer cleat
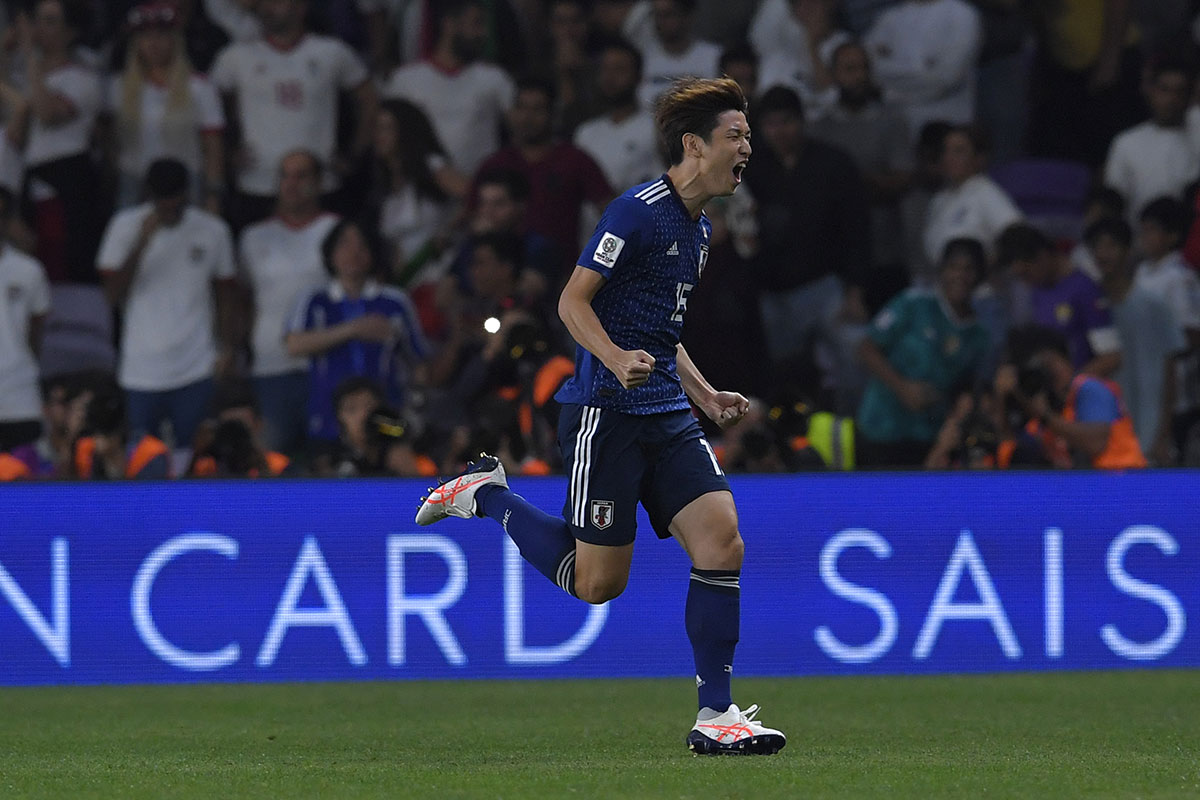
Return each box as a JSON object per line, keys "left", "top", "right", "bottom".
{"left": 415, "top": 453, "right": 508, "bottom": 526}
{"left": 686, "top": 703, "right": 786, "bottom": 756}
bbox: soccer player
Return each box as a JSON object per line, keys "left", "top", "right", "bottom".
{"left": 416, "top": 77, "right": 785, "bottom": 756}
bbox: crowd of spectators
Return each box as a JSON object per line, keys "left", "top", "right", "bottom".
{"left": 2, "top": 0, "right": 1200, "bottom": 482}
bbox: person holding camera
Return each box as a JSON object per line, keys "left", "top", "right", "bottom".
{"left": 70, "top": 383, "right": 170, "bottom": 480}
{"left": 996, "top": 324, "right": 1146, "bottom": 470}
{"left": 188, "top": 380, "right": 291, "bottom": 478}
{"left": 313, "top": 376, "right": 434, "bottom": 478}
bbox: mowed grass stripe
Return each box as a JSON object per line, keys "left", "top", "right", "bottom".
{"left": 0, "top": 671, "right": 1197, "bottom": 799}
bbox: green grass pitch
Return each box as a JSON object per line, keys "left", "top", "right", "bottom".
{"left": 1, "top": 670, "right": 1198, "bottom": 799}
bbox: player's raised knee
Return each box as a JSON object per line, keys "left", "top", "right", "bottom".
{"left": 574, "top": 574, "right": 627, "bottom": 605}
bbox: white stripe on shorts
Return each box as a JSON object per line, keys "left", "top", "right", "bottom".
{"left": 700, "top": 437, "right": 722, "bottom": 475}
{"left": 570, "top": 407, "right": 601, "bottom": 527}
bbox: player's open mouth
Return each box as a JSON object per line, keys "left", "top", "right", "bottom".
{"left": 732, "top": 162, "right": 747, "bottom": 183}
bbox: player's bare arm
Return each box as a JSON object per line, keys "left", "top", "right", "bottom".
{"left": 676, "top": 342, "right": 749, "bottom": 428}
{"left": 558, "top": 265, "right": 655, "bottom": 389}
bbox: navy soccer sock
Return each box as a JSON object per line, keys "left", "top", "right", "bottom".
{"left": 476, "top": 485, "right": 577, "bottom": 597}
{"left": 686, "top": 568, "right": 740, "bottom": 713}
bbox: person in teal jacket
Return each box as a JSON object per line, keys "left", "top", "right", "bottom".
{"left": 856, "top": 237, "right": 990, "bottom": 467}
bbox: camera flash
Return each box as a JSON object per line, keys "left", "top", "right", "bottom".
{"left": 484, "top": 317, "right": 501, "bottom": 334}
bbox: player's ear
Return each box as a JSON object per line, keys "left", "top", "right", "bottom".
{"left": 682, "top": 131, "right": 704, "bottom": 159}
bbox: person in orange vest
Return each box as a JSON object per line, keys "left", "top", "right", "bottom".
{"left": 188, "top": 381, "right": 292, "bottom": 478}
{"left": 71, "top": 387, "right": 171, "bottom": 480}
{"left": 997, "top": 325, "right": 1146, "bottom": 470}
{"left": 0, "top": 451, "right": 32, "bottom": 481}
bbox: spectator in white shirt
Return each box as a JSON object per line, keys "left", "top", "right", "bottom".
{"left": 5, "top": 0, "right": 104, "bottom": 283}
{"left": 864, "top": 0, "right": 982, "bottom": 139}
{"left": 574, "top": 39, "right": 664, "bottom": 193}
{"left": 1132, "top": 196, "right": 1200, "bottom": 462}
{"left": 238, "top": 150, "right": 339, "bottom": 454}
{"left": 97, "top": 159, "right": 237, "bottom": 456}
{"left": 1105, "top": 57, "right": 1200, "bottom": 223}
{"left": 749, "top": 0, "right": 850, "bottom": 121}
{"left": 106, "top": 2, "right": 226, "bottom": 213}
{"left": 210, "top": 0, "right": 377, "bottom": 229}
{"left": 924, "top": 125, "right": 1022, "bottom": 278}
{"left": 0, "top": 187, "right": 51, "bottom": 454}
{"left": 637, "top": 0, "right": 721, "bottom": 109}
{"left": 367, "top": 100, "right": 456, "bottom": 289}
{"left": 384, "top": 0, "right": 516, "bottom": 176}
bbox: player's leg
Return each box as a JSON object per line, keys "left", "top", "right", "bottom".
{"left": 414, "top": 405, "right": 641, "bottom": 603}
{"left": 644, "top": 415, "right": 785, "bottom": 755}
{"left": 416, "top": 454, "right": 581, "bottom": 596}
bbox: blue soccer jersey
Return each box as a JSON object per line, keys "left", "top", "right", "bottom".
{"left": 555, "top": 175, "right": 712, "bottom": 414}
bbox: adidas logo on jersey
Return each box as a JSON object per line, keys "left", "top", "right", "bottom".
{"left": 667, "top": 241, "right": 679, "bottom": 256}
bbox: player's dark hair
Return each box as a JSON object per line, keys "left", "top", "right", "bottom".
{"left": 940, "top": 237, "right": 986, "bottom": 281}
{"left": 656, "top": 77, "right": 748, "bottom": 166}
{"left": 755, "top": 85, "right": 803, "bottom": 120}
{"left": 1083, "top": 216, "right": 1133, "bottom": 248}
{"left": 995, "top": 223, "right": 1053, "bottom": 268}
{"left": 473, "top": 231, "right": 524, "bottom": 269}
{"left": 476, "top": 167, "right": 531, "bottom": 203}
{"left": 599, "top": 36, "right": 644, "bottom": 80}
{"left": 1139, "top": 195, "right": 1191, "bottom": 239}
{"left": 333, "top": 376, "right": 385, "bottom": 413}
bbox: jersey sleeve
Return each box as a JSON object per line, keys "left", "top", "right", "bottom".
{"left": 96, "top": 211, "right": 139, "bottom": 272}
{"left": 578, "top": 195, "right": 653, "bottom": 280}
{"left": 1074, "top": 378, "right": 1120, "bottom": 424}
{"left": 868, "top": 292, "right": 916, "bottom": 351}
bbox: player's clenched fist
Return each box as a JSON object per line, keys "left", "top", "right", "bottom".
{"left": 609, "top": 349, "right": 656, "bottom": 389}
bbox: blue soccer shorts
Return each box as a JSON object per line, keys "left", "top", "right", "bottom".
{"left": 557, "top": 404, "right": 731, "bottom": 546}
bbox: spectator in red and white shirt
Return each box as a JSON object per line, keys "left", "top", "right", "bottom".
{"left": 105, "top": 2, "right": 226, "bottom": 213}
{"left": 210, "top": 0, "right": 377, "bottom": 228}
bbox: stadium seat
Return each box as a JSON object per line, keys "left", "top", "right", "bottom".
{"left": 39, "top": 283, "right": 116, "bottom": 377}
{"left": 990, "top": 158, "right": 1092, "bottom": 240}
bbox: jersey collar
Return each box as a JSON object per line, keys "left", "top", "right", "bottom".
{"left": 328, "top": 278, "right": 382, "bottom": 303}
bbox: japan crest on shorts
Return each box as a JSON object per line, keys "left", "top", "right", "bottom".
{"left": 590, "top": 499, "right": 615, "bottom": 529}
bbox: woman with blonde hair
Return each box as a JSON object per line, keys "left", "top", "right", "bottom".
{"left": 106, "top": 2, "right": 225, "bottom": 211}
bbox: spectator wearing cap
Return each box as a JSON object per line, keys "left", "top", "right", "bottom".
{"left": 96, "top": 158, "right": 237, "bottom": 466}
{"left": 0, "top": 187, "right": 51, "bottom": 458}
{"left": 238, "top": 150, "right": 339, "bottom": 455}
{"left": 285, "top": 219, "right": 430, "bottom": 444}
{"left": 5, "top": 0, "right": 105, "bottom": 283}
{"left": 104, "top": 1, "right": 226, "bottom": 214}
{"left": 210, "top": 0, "right": 377, "bottom": 228}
